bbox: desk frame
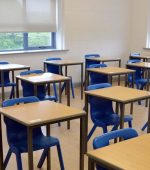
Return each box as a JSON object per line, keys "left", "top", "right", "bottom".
{"left": 16, "top": 74, "right": 71, "bottom": 129}
{"left": 85, "top": 87, "right": 150, "bottom": 133}
{"left": 85, "top": 67, "right": 135, "bottom": 89}
{"left": 0, "top": 65, "right": 30, "bottom": 101}
{"left": 0, "top": 103, "right": 87, "bottom": 170}
{"left": 44, "top": 61, "right": 84, "bottom": 99}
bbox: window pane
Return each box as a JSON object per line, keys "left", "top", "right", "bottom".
{"left": 28, "top": 32, "right": 52, "bottom": 47}
{"left": 0, "top": 33, "right": 23, "bottom": 51}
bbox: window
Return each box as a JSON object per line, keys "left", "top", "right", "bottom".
{"left": 0, "top": 32, "right": 56, "bottom": 51}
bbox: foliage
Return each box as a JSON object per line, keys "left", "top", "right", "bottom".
{"left": 0, "top": 33, "right": 51, "bottom": 51}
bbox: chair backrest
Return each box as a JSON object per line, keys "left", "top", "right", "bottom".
{"left": 89, "top": 64, "right": 108, "bottom": 85}
{"left": 127, "top": 60, "right": 142, "bottom": 81}
{"left": 93, "top": 128, "right": 138, "bottom": 149}
{"left": 45, "top": 57, "right": 62, "bottom": 74}
{"left": 84, "top": 54, "right": 100, "bottom": 68}
{"left": 20, "top": 70, "right": 46, "bottom": 99}
{"left": 87, "top": 83, "right": 113, "bottom": 123}
{"left": 0, "top": 61, "right": 10, "bottom": 84}
{"left": 2, "top": 96, "right": 42, "bottom": 146}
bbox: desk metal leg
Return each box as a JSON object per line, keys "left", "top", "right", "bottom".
{"left": 119, "top": 60, "right": 121, "bottom": 67}
{"left": 88, "top": 158, "right": 94, "bottom": 170}
{"left": 27, "top": 127, "right": 33, "bottom": 170}
{"left": 0, "top": 114, "right": 4, "bottom": 170}
{"left": 108, "top": 75, "right": 112, "bottom": 85}
{"left": 147, "top": 98, "right": 150, "bottom": 133}
{"left": 118, "top": 75, "right": 120, "bottom": 86}
{"left": 1, "top": 71, "right": 5, "bottom": 101}
{"left": 59, "top": 82, "right": 62, "bottom": 103}
{"left": 46, "top": 124, "right": 51, "bottom": 170}
{"left": 85, "top": 70, "right": 89, "bottom": 90}
{"left": 65, "top": 66, "right": 67, "bottom": 95}
{"left": 44, "top": 63, "right": 46, "bottom": 72}
{"left": 130, "top": 72, "right": 135, "bottom": 115}
{"left": 81, "top": 63, "right": 83, "bottom": 99}
{"left": 80, "top": 115, "right": 87, "bottom": 170}
{"left": 120, "top": 103, "right": 125, "bottom": 129}
{"left": 34, "top": 85, "right": 38, "bottom": 97}
{"left": 12, "top": 70, "right": 15, "bottom": 98}
{"left": 146, "top": 69, "right": 150, "bottom": 107}
{"left": 66, "top": 80, "right": 70, "bottom": 129}
{"left": 16, "top": 78, "right": 19, "bottom": 98}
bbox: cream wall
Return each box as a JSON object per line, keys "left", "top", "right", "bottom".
{"left": 130, "top": 0, "right": 150, "bottom": 55}
{"left": 0, "top": 0, "right": 132, "bottom": 83}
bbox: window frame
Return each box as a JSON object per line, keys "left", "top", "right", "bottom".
{"left": 0, "top": 32, "right": 56, "bottom": 52}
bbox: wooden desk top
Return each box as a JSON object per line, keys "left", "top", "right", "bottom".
{"left": 0, "top": 64, "right": 30, "bottom": 71}
{"left": 87, "top": 134, "right": 150, "bottom": 170}
{"left": 0, "top": 101, "right": 86, "bottom": 126}
{"left": 87, "top": 66, "right": 135, "bottom": 75}
{"left": 16, "top": 73, "right": 70, "bottom": 84}
{"left": 85, "top": 86, "right": 150, "bottom": 103}
{"left": 130, "top": 55, "right": 150, "bottom": 59}
{"left": 86, "top": 57, "right": 121, "bottom": 62}
{"left": 127, "top": 62, "right": 150, "bottom": 69}
{"left": 44, "top": 60, "right": 83, "bottom": 66}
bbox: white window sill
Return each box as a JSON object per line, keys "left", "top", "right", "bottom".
{"left": 143, "top": 47, "right": 150, "bottom": 50}
{"left": 0, "top": 49, "right": 69, "bottom": 55}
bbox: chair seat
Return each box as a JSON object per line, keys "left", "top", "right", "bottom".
{"left": 39, "top": 95, "right": 57, "bottom": 101}
{"left": 10, "top": 135, "right": 59, "bottom": 153}
{"left": 95, "top": 114, "right": 132, "bottom": 127}
{"left": 135, "top": 79, "right": 148, "bottom": 85}
{"left": 0, "top": 82, "right": 16, "bottom": 87}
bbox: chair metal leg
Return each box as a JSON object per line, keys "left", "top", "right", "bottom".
{"left": 37, "top": 148, "right": 48, "bottom": 168}
{"left": 87, "top": 125, "right": 97, "bottom": 141}
{"left": 56, "top": 144, "right": 65, "bottom": 170}
{"left": 4, "top": 149, "right": 12, "bottom": 169}
{"left": 16, "top": 152, "right": 23, "bottom": 170}
{"left": 102, "top": 126, "right": 108, "bottom": 134}
{"left": 9, "top": 86, "right": 15, "bottom": 99}
{"left": 61, "top": 77, "right": 75, "bottom": 98}
{"left": 142, "top": 122, "right": 148, "bottom": 131}
{"left": 128, "top": 121, "right": 132, "bottom": 128}
{"left": 111, "top": 124, "right": 119, "bottom": 131}
{"left": 70, "top": 78, "right": 75, "bottom": 98}
{"left": 53, "top": 83, "right": 58, "bottom": 101}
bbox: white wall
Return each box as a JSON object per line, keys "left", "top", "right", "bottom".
{"left": 0, "top": 0, "right": 132, "bottom": 83}
{"left": 130, "top": 0, "right": 150, "bottom": 55}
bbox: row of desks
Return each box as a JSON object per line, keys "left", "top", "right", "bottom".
{"left": 0, "top": 57, "right": 122, "bottom": 102}
{"left": 1, "top": 85, "right": 150, "bottom": 170}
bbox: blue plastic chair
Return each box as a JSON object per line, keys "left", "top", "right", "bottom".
{"left": 127, "top": 60, "right": 147, "bottom": 90}
{"left": 87, "top": 83, "right": 133, "bottom": 141}
{"left": 93, "top": 128, "right": 138, "bottom": 170}
{"left": 0, "top": 61, "right": 16, "bottom": 99}
{"left": 89, "top": 64, "right": 108, "bottom": 85}
{"left": 2, "top": 96, "right": 64, "bottom": 170}
{"left": 84, "top": 54, "right": 100, "bottom": 69}
{"left": 20, "top": 70, "right": 57, "bottom": 101}
{"left": 45, "top": 57, "right": 75, "bottom": 98}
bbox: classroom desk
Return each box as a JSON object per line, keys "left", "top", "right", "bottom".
{"left": 16, "top": 73, "right": 71, "bottom": 129}
{"left": 16, "top": 72, "right": 70, "bottom": 104}
{"left": 129, "top": 55, "right": 150, "bottom": 62}
{"left": 0, "top": 64, "right": 30, "bottom": 101}
{"left": 87, "top": 134, "right": 150, "bottom": 170}
{"left": 0, "top": 100, "right": 87, "bottom": 170}
{"left": 126, "top": 62, "right": 150, "bottom": 92}
{"left": 85, "top": 57, "right": 121, "bottom": 67}
{"left": 85, "top": 86, "right": 150, "bottom": 130}
{"left": 85, "top": 66, "right": 135, "bottom": 89}
{"left": 43, "top": 60, "right": 84, "bottom": 99}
